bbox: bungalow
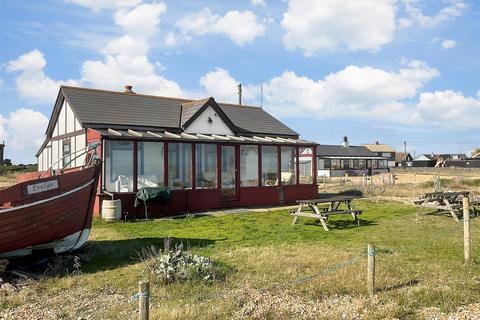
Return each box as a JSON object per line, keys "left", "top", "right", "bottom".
{"left": 363, "top": 142, "right": 396, "bottom": 168}
{"left": 316, "top": 137, "right": 389, "bottom": 177}
{"left": 36, "top": 86, "right": 318, "bottom": 217}
{"left": 395, "top": 152, "right": 413, "bottom": 167}
{"left": 411, "top": 154, "right": 436, "bottom": 167}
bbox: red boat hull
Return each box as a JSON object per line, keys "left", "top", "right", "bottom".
{"left": 0, "top": 165, "right": 100, "bottom": 257}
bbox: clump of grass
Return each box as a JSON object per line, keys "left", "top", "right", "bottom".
{"left": 139, "top": 238, "right": 229, "bottom": 284}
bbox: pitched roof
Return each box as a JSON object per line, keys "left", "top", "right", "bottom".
{"left": 316, "top": 145, "right": 379, "bottom": 158}
{"left": 363, "top": 143, "right": 395, "bottom": 152}
{"left": 414, "top": 154, "right": 434, "bottom": 161}
{"left": 54, "top": 86, "right": 297, "bottom": 138}
{"left": 395, "top": 152, "right": 411, "bottom": 162}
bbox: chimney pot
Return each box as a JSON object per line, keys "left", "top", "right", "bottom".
{"left": 124, "top": 85, "right": 135, "bottom": 94}
{"left": 375, "top": 141, "right": 379, "bottom": 145}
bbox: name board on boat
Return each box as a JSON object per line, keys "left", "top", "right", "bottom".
{"left": 26, "top": 180, "right": 59, "bottom": 195}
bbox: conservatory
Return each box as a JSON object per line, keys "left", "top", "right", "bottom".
{"left": 36, "top": 85, "right": 318, "bottom": 217}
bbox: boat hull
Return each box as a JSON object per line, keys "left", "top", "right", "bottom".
{"left": 0, "top": 165, "right": 100, "bottom": 258}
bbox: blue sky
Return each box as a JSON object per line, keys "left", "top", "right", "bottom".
{"left": 0, "top": 0, "right": 479, "bottom": 164}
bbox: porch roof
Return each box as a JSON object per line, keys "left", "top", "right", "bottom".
{"left": 94, "top": 128, "right": 316, "bottom": 145}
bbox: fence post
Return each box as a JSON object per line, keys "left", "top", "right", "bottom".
{"left": 139, "top": 281, "right": 150, "bottom": 320}
{"left": 323, "top": 175, "right": 326, "bottom": 188}
{"left": 463, "top": 197, "right": 470, "bottom": 264}
{"left": 367, "top": 244, "right": 375, "bottom": 295}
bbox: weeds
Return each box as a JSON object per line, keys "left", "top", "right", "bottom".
{"left": 139, "top": 238, "right": 229, "bottom": 284}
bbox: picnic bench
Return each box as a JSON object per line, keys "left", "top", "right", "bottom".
{"left": 291, "top": 195, "right": 363, "bottom": 231}
{"left": 413, "top": 191, "right": 479, "bottom": 221}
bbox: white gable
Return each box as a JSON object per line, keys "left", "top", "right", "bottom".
{"left": 184, "top": 106, "right": 234, "bottom": 135}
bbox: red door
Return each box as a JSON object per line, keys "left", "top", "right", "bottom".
{"left": 220, "top": 145, "right": 238, "bottom": 201}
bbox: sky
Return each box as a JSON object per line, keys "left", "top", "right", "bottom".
{"left": 0, "top": 0, "right": 479, "bottom": 164}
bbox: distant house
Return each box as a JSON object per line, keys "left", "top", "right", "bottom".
{"left": 395, "top": 152, "right": 413, "bottom": 167}
{"left": 317, "top": 137, "right": 389, "bottom": 177}
{"left": 35, "top": 85, "right": 318, "bottom": 217}
{"left": 412, "top": 154, "right": 436, "bottom": 167}
{"left": 363, "top": 142, "right": 396, "bottom": 168}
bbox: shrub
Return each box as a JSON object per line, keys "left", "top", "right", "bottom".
{"left": 139, "top": 239, "right": 228, "bottom": 284}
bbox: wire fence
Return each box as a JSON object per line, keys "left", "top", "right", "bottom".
{"left": 129, "top": 202, "right": 479, "bottom": 318}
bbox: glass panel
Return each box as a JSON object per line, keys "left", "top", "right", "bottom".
{"left": 240, "top": 145, "right": 258, "bottom": 187}
{"left": 168, "top": 143, "right": 192, "bottom": 189}
{"left": 331, "top": 159, "right": 340, "bottom": 169}
{"left": 358, "top": 159, "right": 366, "bottom": 169}
{"left": 281, "top": 146, "right": 296, "bottom": 185}
{"left": 105, "top": 140, "right": 133, "bottom": 192}
{"left": 137, "top": 142, "right": 164, "bottom": 188}
{"left": 195, "top": 144, "right": 217, "bottom": 189}
{"left": 62, "top": 139, "right": 71, "bottom": 168}
{"left": 261, "top": 146, "right": 278, "bottom": 186}
{"left": 299, "top": 147, "right": 313, "bottom": 184}
{"left": 221, "top": 146, "right": 236, "bottom": 197}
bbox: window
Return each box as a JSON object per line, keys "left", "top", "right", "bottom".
{"left": 299, "top": 147, "right": 313, "bottom": 184}
{"left": 281, "top": 146, "right": 296, "bottom": 185}
{"left": 324, "top": 159, "right": 331, "bottom": 169}
{"left": 358, "top": 159, "right": 366, "bottom": 169}
{"left": 240, "top": 145, "right": 258, "bottom": 186}
{"left": 379, "top": 160, "right": 388, "bottom": 168}
{"left": 317, "top": 159, "right": 325, "bottom": 170}
{"left": 331, "top": 159, "right": 340, "bottom": 169}
{"left": 195, "top": 144, "right": 217, "bottom": 189}
{"left": 105, "top": 140, "right": 133, "bottom": 192}
{"left": 168, "top": 143, "right": 192, "bottom": 189}
{"left": 62, "top": 139, "right": 71, "bottom": 168}
{"left": 371, "top": 160, "right": 379, "bottom": 169}
{"left": 137, "top": 142, "right": 164, "bottom": 188}
{"left": 382, "top": 152, "right": 391, "bottom": 158}
{"left": 261, "top": 146, "right": 278, "bottom": 186}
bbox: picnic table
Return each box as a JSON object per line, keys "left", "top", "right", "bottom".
{"left": 413, "top": 191, "right": 479, "bottom": 221}
{"left": 291, "top": 195, "right": 363, "bottom": 231}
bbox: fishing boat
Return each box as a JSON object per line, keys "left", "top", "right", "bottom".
{"left": 0, "top": 143, "right": 101, "bottom": 258}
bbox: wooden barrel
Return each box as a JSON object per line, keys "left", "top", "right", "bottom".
{"left": 102, "top": 199, "right": 122, "bottom": 221}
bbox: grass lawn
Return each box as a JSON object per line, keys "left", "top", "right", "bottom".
{"left": 2, "top": 199, "right": 480, "bottom": 319}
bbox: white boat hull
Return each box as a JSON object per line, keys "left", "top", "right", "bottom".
{"left": 0, "top": 228, "right": 91, "bottom": 258}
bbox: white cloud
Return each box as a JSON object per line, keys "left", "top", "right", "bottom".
{"left": 65, "top": 0, "right": 142, "bottom": 12}
{"left": 7, "top": 2, "right": 183, "bottom": 103}
{"left": 441, "top": 39, "right": 456, "bottom": 49}
{"left": 415, "top": 90, "right": 480, "bottom": 128}
{"left": 6, "top": 49, "right": 78, "bottom": 103}
{"left": 164, "top": 32, "right": 179, "bottom": 46}
{"left": 281, "top": 0, "right": 396, "bottom": 55}
{"left": 176, "top": 8, "right": 265, "bottom": 46}
{"left": 262, "top": 59, "right": 439, "bottom": 119}
{"left": 251, "top": 0, "right": 266, "bottom": 7}
{"left": 113, "top": 3, "right": 167, "bottom": 39}
{"left": 400, "top": 0, "right": 466, "bottom": 28}
{"left": 79, "top": 2, "right": 182, "bottom": 96}
{"left": 0, "top": 108, "right": 48, "bottom": 163}
{"left": 199, "top": 68, "right": 258, "bottom": 104}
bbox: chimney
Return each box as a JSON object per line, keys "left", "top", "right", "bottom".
{"left": 124, "top": 85, "right": 135, "bottom": 94}
{"left": 342, "top": 136, "right": 349, "bottom": 148}
{"left": 375, "top": 141, "right": 379, "bottom": 145}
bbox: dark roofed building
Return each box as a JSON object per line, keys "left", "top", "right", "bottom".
{"left": 395, "top": 152, "right": 413, "bottom": 167}
{"left": 36, "top": 86, "right": 317, "bottom": 217}
{"left": 316, "top": 137, "right": 389, "bottom": 177}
